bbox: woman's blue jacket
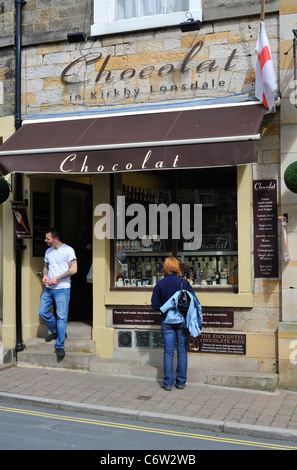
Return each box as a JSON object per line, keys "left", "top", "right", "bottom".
{"left": 160, "top": 290, "right": 203, "bottom": 338}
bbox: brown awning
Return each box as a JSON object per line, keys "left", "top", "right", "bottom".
{"left": 0, "top": 101, "right": 266, "bottom": 175}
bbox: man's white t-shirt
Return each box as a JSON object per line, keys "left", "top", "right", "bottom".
{"left": 44, "top": 243, "right": 76, "bottom": 289}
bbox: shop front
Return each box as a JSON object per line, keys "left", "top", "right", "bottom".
{"left": 0, "top": 97, "right": 277, "bottom": 382}
{"left": 0, "top": 2, "right": 284, "bottom": 383}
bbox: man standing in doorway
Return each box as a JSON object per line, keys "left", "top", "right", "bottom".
{"left": 39, "top": 228, "right": 78, "bottom": 358}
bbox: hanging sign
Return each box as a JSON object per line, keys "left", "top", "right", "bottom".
{"left": 253, "top": 180, "right": 278, "bottom": 278}
{"left": 11, "top": 201, "right": 32, "bottom": 239}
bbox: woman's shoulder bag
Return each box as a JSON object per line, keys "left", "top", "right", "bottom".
{"left": 177, "top": 278, "right": 191, "bottom": 318}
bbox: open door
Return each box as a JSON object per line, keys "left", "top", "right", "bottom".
{"left": 55, "top": 179, "right": 93, "bottom": 321}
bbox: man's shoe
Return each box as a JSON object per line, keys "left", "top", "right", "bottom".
{"left": 45, "top": 333, "right": 67, "bottom": 342}
{"left": 175, "top": 384, "right": 185, "bottom": 389}
{"left": 45, "top": 333, "right": 57, "bottom": 342}
{"left": 162, "top": 385, "right": 172, "bottom": 391}
{"left": 55, "top": 348, "right": 65, "bottom": 358}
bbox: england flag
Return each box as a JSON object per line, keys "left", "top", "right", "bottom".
{"left": 255, "top": 21, "right": 278, "bottom": 111}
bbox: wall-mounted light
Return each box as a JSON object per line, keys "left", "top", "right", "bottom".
{"left": 67, "top": 32, "right": 88, "bottom": 43}
{"left": 180, "top": 12, "right": 201, "bottom": 32}
{"left": 67, "top": 32, "right": 97, "bottom": 43}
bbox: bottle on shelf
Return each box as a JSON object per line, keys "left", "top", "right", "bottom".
{"left": 116, "top": 267, "right": 124, "bottom": 287}
{"left": 145, "top": 258, "right": 152, "bottom": 283}
{"left": 152, "top": 264, "right": 157, "bottom": 286}
{"left": 130, "top": 266, "right": 136, "bottom": 281}
{"left": 126, "top": 185, "right": 130, "bottom": 202}
{"left": 137, "top": 261, "right": 143, "bottom": 281}
{"left": 197, "top": 266, "right": 203, "bottom": 285}
{"left": 206, "top": 262, "right": 214, "bottom": 282}
{"left": 136, "top": 187, "right": 141, "bottom": 202}
{"left": 215, "top": 268, "right": 220, "bottom": 284}
{"left": 215, "top": 257, "right": 221, "bottom": 284}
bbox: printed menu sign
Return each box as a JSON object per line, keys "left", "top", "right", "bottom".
{"left": 253, "top": 180, "right": 278, "bottom": 278}
{"left": 113, "top": 308, "right": 161, "bottom": 325}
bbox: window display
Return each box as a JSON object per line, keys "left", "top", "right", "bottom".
{"left": 112, "top": 167, "right": 238, "bottom": 289}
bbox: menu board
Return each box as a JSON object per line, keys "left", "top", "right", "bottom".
{"left": 253, "top": 180, "right": 278, "bottom": 278}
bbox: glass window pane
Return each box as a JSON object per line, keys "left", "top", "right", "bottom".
{"left": 116, "top": 0, "right": 138, "bottom": 20}
{"left": 176, "top": 168, "right": 238, "bottom": 287}
{"left": 112, "top": 167, "right": 238, "bottom": 289}
{"left": 116, "top": 0, "right": 190, "bottom": 19}
{"left": 141, "top": 0, "right": 162, "bottom": 16}
{"left": 165, "top": 0, "right": 189, "bottom": 13}
{"left": 113, "top": 171, "right": 174, "bottom": 288}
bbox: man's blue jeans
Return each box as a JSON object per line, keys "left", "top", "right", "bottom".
{"left": 39, "top": 287, "right": 70, "bottom": 349}
{"left": 161, "top": 320, "right": 189, "bottom": 388}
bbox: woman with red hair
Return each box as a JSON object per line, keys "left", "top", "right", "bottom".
{"left": 151, "top": 257, "right": 198, "bottom": 391}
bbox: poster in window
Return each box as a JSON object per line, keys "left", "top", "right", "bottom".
{"left": 11, "top": 201, "right": 32, "bottom": 239}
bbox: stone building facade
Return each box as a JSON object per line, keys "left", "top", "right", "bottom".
{"left": 1, "top": 0, "right": 296, "bottom": 390}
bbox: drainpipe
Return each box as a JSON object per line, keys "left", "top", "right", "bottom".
{"left": 14, "top": 0, "right": 26, "bottom": 356}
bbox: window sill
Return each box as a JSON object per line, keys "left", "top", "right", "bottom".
{"left": 91, "top": 10, "right": 202, "bottom": 37}
{"left": 105, "top": 290, "right": 253, "bottom": 308}
{"left": 110, "top": 285, "right": 237, "bottom": 292}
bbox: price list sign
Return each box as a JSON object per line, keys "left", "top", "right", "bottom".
{"left": 253, "top": 180, "right": 278, "bottom": 278}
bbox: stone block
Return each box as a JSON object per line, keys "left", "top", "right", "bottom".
{"left": 246, "top": 332, "right": 277, "bottom": 358}
{"left": 282, "top": 288, "right": 297, "bottom": 320}
{"left": 278, "top": 321, "right": 297, "bottom": 388}
{"left": 127, "top": 53, "right": 158, "bottom": 68}
{"left": 280, "top": 0, "right": 297, "bottom": 14}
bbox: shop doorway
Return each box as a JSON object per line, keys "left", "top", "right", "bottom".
{"left": 55, "top": 179, "right": 93, "bottom": 321}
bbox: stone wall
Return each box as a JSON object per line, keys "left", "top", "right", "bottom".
{"left": 19, "top": 14, "right": 279, "bottom": 115}
{"left": 278, "top": 0, "right": 297, "bottom": 389}
{"left": 0, "top": 0, "right": 93, "bottom": 47}
{"left": 0, "top": 0, "right": 279, "bottom": 118}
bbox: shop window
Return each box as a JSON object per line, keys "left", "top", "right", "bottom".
{"left": 91, "top": 0, "right": 202, "bottom": 37}
{"left": 112, "top": 167, "right": 238, "bottom": 290}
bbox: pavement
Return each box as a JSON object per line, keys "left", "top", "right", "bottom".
{"left": 2, "top": 363, "right": 297, "bottom": 444}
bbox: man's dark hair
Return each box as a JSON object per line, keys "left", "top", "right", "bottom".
{"left": 46, "top": 227, "right": 62, "bottom": 240}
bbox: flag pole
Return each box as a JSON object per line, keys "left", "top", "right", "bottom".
{"left": 261, "top": 0, "right": 265, "bottom": 22}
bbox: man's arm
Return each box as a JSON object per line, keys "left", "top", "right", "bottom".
{"left": 42, "top": 262, "right": 49, "bottom": 286}
{"left": 48, "top": 259, "right": 78, "bottom": 286}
